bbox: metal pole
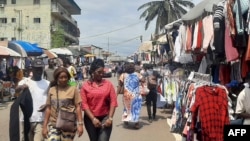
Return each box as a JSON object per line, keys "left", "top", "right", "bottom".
{"left": 108, "top": 37, "right": 109, "bottom": 59}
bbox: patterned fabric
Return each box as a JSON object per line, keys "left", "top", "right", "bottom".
{"left": 121, "top": 73, "right": 142, "bottom": 122}
{"left": 227, "top": 0, "right": 236, "bottom": 36}
{"left": 190, "top": 86, "right": 229, "bottom": 141}
{"left": 47, "top": 126, "right": 75, "bottom": 141}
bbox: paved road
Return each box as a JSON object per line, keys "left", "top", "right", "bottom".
{"left": 0, "top": 76, "right": 181, "bottom": 141}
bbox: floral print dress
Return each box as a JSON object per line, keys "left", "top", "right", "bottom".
{"left": 120, "top": 72, "right": 142, "bottom": 122}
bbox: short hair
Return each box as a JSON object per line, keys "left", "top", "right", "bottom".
{"left": 124, "top": 62, "right": 135, "bottom": 74}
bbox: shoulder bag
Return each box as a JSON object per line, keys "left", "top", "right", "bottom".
{"left": 55, "top": 87, "right": 76, "bottom": 132}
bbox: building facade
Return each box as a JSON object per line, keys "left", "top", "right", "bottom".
{"left": 0, "top": 0, "right": 80, "bottom": 49}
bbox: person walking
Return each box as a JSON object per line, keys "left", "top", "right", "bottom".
{"left": 44, "top": 58, "right": 56, "bottom": 82}
{"left": 116, "top": 62, "right": 123, "bottom": 81}
{"left": 42, "top": 67, "right": 83, "bottom": 140}
{"left": 118, "top": 62, "right": 143, "bottom": 129}
{"left": 144, "top": 65, "right": 161, "bottom": 123}
{"left": 64, "top": 58, "right": 77, "bottom": 86}
{"left": 80, "top": 59, "right": 118, "bottom": 141}
{"left": 16, "top": 58, "right": 50, "bottom": 141}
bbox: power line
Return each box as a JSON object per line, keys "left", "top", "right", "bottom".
{"left": 80, "top": 21, "right": 143, "bottom": 39}
{"left": 110, "top": 35, "right": 141, "bottom": 46}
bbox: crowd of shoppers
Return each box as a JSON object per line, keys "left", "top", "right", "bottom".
{"left": 9, "top": 57, "right": 172, "bottom": 141}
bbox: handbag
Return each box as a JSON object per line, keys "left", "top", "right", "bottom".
{"left": 55, "top": 87, "right": 76, "bottom": 132}
{"left": 139, "top": 83, "right": 149, "bottom": 96}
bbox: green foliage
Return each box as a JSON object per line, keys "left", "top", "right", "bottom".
{"left": 51, "top": 27, "right": 65, "bottom": 48}
{"left": 138, "top": 0, "right": 194, "bottom": 35}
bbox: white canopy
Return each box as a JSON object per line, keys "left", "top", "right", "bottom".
{"left": 181, "top": 0, "right": 223, "bottom": 22}
{"left": 0, "top": 46, "right": 21, "bottom": 57}
{"left": 49, "top": 48, "right": 73, "bottom": 55}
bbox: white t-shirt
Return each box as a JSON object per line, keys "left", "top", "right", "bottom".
{"left": 19, "top": 78, "right": 50, "bottom": 122}
{"left": 235, "top": 87, "right": 250, "bottom": 125}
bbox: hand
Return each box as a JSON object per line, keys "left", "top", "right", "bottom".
{"left": 103, "top": 118, "right": 112, "bottom": 128}
{"left": 92, "top": 118, "right": 102, "bottom": 128}
{"left": 77, "top": 125, "right": 84, "bottom": 137}
{"left": 42, "top": 127, "right": 48, "bottom": 139}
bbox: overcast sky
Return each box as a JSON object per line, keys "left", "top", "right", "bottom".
{"left": 73, "top": 0, "right": 201, "bottom": 56}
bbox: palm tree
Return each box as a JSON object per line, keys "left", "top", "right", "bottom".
{"left": 138, "top": 0, "right": 194, "bottom": 34}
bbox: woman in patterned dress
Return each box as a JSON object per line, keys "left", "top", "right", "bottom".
{"left": 118, "top": 62, "right": 144, "bottom": 129}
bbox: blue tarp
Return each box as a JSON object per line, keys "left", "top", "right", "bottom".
{"left": 11, "top": 41, "right": 43, "bottom": 56}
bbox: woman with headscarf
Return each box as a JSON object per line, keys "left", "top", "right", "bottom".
{"left": 42, "top": 67, "right": 83, "bottom": 141}
{"left": 80, "top": 59, "right": 118, "bottom": 141}
{"left": 117, "top": 62, "right": 144, "bottom": 129}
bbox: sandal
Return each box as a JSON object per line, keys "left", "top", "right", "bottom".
{"left": 134, "top": 122, "right": 140, "bottom": 129}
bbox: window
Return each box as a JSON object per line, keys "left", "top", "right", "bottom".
{"left": 11, "top": 18, "right": 16, "bottom": 23}
{"left": 0, "top": 0, "right": 6, "bottom": 4}
{"left": 34, "top": 18, "right": 40, "bottom": 23}
{"left": 0, "top": 18, "right": 7, "bottom": 23}
{"left": 11, "top": 0, "right": 16, "bottom": 4}
{"left": 33, "top": 0, "right": 40, "bottom": 4}
{"left": 11, "top": 37, "right": 16, "bottom": 41}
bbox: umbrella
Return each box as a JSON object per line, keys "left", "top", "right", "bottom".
{"left": 12, "top": 41, "right": 43, "bottom": 56}
{"left": 139, "top": 41, "right": 153, "bottom": 52}
{"left": 49, "top": 48, "right": 73, "bottom": 55}
{"left": 84, "top": 54, "right": 95, "bottom": 57}
{"left": 8, "top": 42, "right": 28, "bottom": 57}
{"left": 0, "top": 46, "right": 21, "bottom": 57}
{"left": 42, "top": 50, "right": 58, "bottom": 58}
{"left": 181, "top": 0, "right": 223, "bottom": 22}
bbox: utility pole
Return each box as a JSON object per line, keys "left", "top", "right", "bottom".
{"left": 107, "top": 36, "right": 109, "bottom": 59}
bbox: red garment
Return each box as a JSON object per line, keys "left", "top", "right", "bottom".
{"left": 81, "top": 79, "right": 118, "bottom": 117}
{"left": 190, "top": 86, "right": 229, "bottom": 141}
{"left": 196, "top": 20, "right": 203, "bottom": 49}
{"left": 219, "top": 64, "right": 231, "bottom": 85}
{"left": 241, "top": 53, "right": 250, "bottom": 78}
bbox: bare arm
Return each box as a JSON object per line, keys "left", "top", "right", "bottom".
{"left": 42, "top": 106, "right": 51, "bottom": 138}
{"left": 75, "top": 103, "right": 84, "bottom": 137}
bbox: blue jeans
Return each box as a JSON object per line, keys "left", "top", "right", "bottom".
{"left": 84, "top": 115, "right": 112, "bottom": 141}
